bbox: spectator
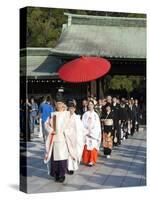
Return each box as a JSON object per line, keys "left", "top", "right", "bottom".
{"left": 111, "top": 97, "right": 121, "bottom": 145}
{"left": 20, "top": 99, "right": 25, "bottom": 134}
{"left": 22, "top": 98, "right": 31, "bottom": 142}
{"left": 95, "top": 99, "right": 103, "bottom": 118}
{"left": 128, "top": 98, "right": 136, "bottom": 136}
{"left": 41, "top": 96, "right": 54, "bottom": 142}
{"left": 134, "top": 99, "right": 141, "bottom": 132}
{"left": 106, "top": 95, "right": 112, "bottom": 105}
{"left": 119, "top": 98, "right": 130, "bottom": 139}
{"left": 39, "top": 96, "right": 46, "bottom": 138}
{"left": 80, "top": 99, "right": 88, "bottom": 117}
{"left": 29, "top": 97, "right": 38, "bottom": 134}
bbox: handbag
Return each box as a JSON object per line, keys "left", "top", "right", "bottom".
{"left": 114, "top": 130, "right": 118, "bottom": 143}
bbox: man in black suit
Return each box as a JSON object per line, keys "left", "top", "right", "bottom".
{"left": 134, "top": 99, "right": 141, "bottom": 132}
{"left": 80, "top": 99, "right": 88, "bottom": 117}
{"left": 111, "top": 97, "right": 121, "bottom": 145}
{"left": 119, "top": 98, "right": 130, "bottom": 140}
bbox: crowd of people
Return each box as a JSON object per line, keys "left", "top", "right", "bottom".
{"left": 20, "top": 94, "right": 145, "bottom": 183}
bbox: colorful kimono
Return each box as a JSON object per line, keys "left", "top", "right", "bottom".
{"left": 82, "top": 111, "right": 101, "bottom": 165}
{"left": 101, "top": 112, "right": 114, "bottom": 156}
{"left": 103, "top": 132, "right": 113, "bottom": 151}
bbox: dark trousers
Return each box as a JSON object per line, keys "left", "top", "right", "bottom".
{"left": 104, "top": 148, "right": 111, "bottom": 155}
{"left": 50, "top": 151, "right": 67, "bottom": 178}
{"left": 29, "top": 115, "right": 36, "bottom": 133}
{"left": 131, "top": 120, "right": 135, "bottom": 135}
{"left": 135, "top": 122, "right": 139, "bottom": 132}
{"left": 20, "top": 112, "right": 24, "bottom": 133}
{"left": 121, "top": 120, "right": 128, "bottom": 139}
{"left": 22, "top": 114, "right": 31, "bottom": 141}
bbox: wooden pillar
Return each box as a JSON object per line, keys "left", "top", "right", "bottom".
{"left": 87, "top": 82, "right": 91, "bottom": 98}
{"left": 96, "top": 78, "right": 104, "bottom": 99}
{"left": 89, "top": 81, "right": 97, "bottom": 97}
{"left": 96, "top": 79, "right": 100, "bottom": 99}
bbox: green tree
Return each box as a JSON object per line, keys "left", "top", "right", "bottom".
{"left": 105, "top": 75, "right": 142, "bottom": 97}
{"left": 27, "top": 7, "right": 67, "bottom": 47}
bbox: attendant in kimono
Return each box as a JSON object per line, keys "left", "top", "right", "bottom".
{"left": 101, "top": 105, "right": 114, "bottom": 158}
{"left": 65, "top": 102, "right": 85, "bottom": 175}
{"left": 82, "top": 100, "right": 101, "bottom": 166}
{"left": 44, "top": 97, "right": 70, "bottom": 183}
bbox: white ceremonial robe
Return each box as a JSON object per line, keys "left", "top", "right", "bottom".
{"left": 82, "top": 111, "right": 101, "bottom": 151}
{"left": 64, "top": 113, "right": 85, "bottom": 171}
{"left": 45, "top": 111, "right": 71, "bottom": 162}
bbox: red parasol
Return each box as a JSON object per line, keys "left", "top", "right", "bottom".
{"left": 58, "top": 56, "right": 111, "bottom": 83}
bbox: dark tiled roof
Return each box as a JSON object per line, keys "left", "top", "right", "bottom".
{"left": 51, "top": 14, "right": 146, "bottom": 58}
{"left": 20, "top": 48, "right": 63, "bottom": 77}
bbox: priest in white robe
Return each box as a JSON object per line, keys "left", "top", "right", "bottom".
{"left": 44, "top": 98, "right": 71, "bottom": 183}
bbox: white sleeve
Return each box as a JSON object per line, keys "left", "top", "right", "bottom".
{"left": 90, "top": 113, "right": 101, "bottom": 140}
{"left": 82, "top": 113, "right": 89, "bottom": 129}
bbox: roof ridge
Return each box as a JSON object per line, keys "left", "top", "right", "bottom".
{"left": 64, "top": 12, "right": 146, "bottom": 21}
{"left": 64, "top": 12, "right": 146, "bottom": 28}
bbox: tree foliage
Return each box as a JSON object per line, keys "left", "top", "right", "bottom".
{"left": 27, "top": 8, "right": 67, "bottom": 47}
{"left": 26, "top": 7, "right": 146, "bottom": 47}
{"left": 105, "top": 75, "right": 142, "bottom": 95}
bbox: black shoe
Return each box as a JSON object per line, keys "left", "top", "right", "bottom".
{"left": 59, "top": 176, "right": 65, "bottom": 183}
{"left": 131, "top": 130, "right": 135, "bottom": 136}
{"left": 67, "top": 170, "right": 74, "bottom": 175}
{"left": 55, "top": 176, "right": 59, "bottom": 182}
{"left": 55, "top": 173, "right": 60, "bottom": 182}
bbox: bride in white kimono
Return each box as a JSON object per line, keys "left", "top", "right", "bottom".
{"left": 82, "top": 100, "right": 101, "bottom": 166}
{"left": 65, "top": 102, "right": 85, "bottom": 174}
